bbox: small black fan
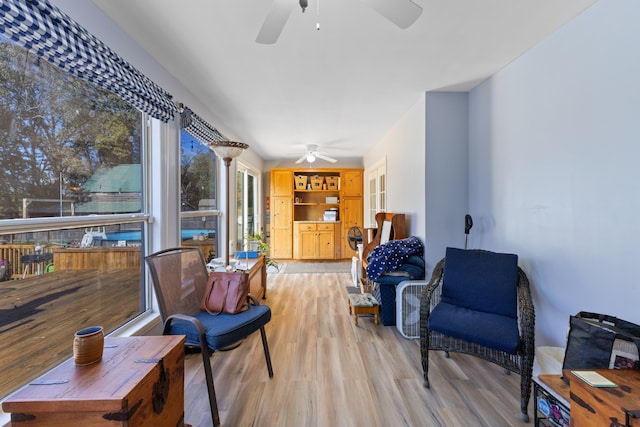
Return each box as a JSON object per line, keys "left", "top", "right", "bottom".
{"left": 347, "top": 226, "right": 363, "bottom": 252}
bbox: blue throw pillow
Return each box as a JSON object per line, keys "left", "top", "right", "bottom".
{"left": 440, "top": 247, "right": 519, "bottom": 319}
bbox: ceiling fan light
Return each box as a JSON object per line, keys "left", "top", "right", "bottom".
{"left": 306, "top": 153, "right": 316, "bottom": 163}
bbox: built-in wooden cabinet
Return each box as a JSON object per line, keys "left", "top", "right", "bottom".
{"left": 294, "top": 222, "right": 336, "bottom": 259}
{"left": 341, "top": 170, "right": 363, "bottom": 197}
{"left": 271, "top": 169, "right": 293, "bottom": 197}
{"left": 270, "top": 168, "right": 363, "bottom": 260}
{"left": 340, "top": 197, "right": 363, "bottom": 259}
{"left": 270, "top": 171, "right": 293, "bottom": 259}
{"left": 339, "top": 170, "right": 364, "bottom": 257}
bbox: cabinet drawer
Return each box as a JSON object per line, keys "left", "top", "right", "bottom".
{"left": 298, "top": 223, "right": 317, "bottom": 231}
{"left": 317, "top": 223, "right": 334, "bottom": 231}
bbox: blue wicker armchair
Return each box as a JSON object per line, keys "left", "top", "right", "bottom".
{"left": 419, "top": 247, "right": 535, "bottom": 422}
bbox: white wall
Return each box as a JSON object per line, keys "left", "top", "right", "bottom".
{"left": 424, "top": 92, "right": 469, "bottom": 274}
{"left": 468, "top": 0, "right": 640, "bottom": 346}
{"left": 365, "top": 95, "right": 426, "bottom": 239}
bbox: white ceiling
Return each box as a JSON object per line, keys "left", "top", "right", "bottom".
{"left": 91, "top": 0, "right": 596, "bottom": 162}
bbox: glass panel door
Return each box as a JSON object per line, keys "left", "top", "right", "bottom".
{"left": 236, "top": 165, "right": 258, "bottom": 252}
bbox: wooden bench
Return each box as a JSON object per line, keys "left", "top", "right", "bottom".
{"left": 347, "top": 293, "right": 380, "bottom": 326}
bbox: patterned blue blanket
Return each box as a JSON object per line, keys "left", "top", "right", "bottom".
{"left": 365, "top": 236, "right": 424, "bottom": 281}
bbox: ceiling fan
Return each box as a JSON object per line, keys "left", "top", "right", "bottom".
{"left": 256, "top": 0, "right": 423, "bottom": 44}
{"left": 295, "top": 144, "right": 337, "bottom": 164}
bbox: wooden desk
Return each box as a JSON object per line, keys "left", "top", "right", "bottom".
{"left": 234, "top": 254, "right": 267, "bottom": 299}
{"left": 567, "top": 369, "right": 640, "bottom": 426}
{"left": 2, "top": 336, "right": 186, "bottom": 427}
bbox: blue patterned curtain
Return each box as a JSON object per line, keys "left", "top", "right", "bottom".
{"left": 0, "top": 0, "right": 178, "bottom": 122}
{"left": 180, "top": 106, "right": 226, "bottom": 142}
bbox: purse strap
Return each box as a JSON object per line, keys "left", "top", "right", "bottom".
{"left": 203, "top": 276, "right": 230, "bottom": 316}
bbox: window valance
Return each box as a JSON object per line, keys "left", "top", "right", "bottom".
{"left": 0, "top": 0, "right": 178, "bottom": 122}
{"left": 180, "top": 106, "right": 226, "bottom": 142}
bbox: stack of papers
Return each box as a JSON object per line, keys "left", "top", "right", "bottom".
{"left": 571, "top": 370, "right": 618, "bottom": 387}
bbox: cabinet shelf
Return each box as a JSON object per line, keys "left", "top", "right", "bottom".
{"left": 294, "top": 203, "right": 340, "bottom": 206}
{"left": 294, "top": 189, "right": 338, "bottom": 193}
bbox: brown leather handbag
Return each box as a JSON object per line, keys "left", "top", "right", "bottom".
{"left": 200, "top": 271, "right": 250, "bottom": 315}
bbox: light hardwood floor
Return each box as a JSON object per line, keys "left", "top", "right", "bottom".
{"left": 183, "top": 270, "right": 531, "bottom": 426}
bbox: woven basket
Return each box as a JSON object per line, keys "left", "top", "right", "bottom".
{"left": 310, "top": 176, "right": 324, "bottom": 189}
{"left": 294, "top": 175, "right": 308, "bottom": 189}
{"left": 325, "top": 176, "right": 338, "bottom": 189}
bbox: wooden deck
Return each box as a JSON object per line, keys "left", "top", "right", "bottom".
{"left": 0, "top": 269, "right": 142, "bottom": 399}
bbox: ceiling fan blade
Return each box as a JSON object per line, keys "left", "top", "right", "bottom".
{"left": 295, "top": 154, "right": 308, "bottom": 164}
{"left": 315, "top": 153, "right": 337, "bottom": 163}
{"left": 359, "top": 0, "right": 423, "bottom": 29}
{"left": 256, "top": 0, "right": 295, "bottom": 44}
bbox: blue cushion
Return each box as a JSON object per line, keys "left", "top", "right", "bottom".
{"left": 375, "top": 256, "right": 426, "bottom": 286}
{"left": 441, "top": 247, "right": 518, "bottom": 319}
{"left": 428, "top": 302, "right": 520, "bottom": 354}
{"left": 366, "top": 236, "right": 424, "bottom": 280}
{"left": 372, "top": 255, "right": 425, "bottom": 326}
{"left": 168, "top": 305, "right": 271, "bottom": 350}
{"left": 404, "top": 255, "right": 426, "bottom": 269}
{"left": 373, "top": 284, "right": 397, "bottom": 326}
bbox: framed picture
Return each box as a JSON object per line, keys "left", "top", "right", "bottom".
{"left": 609, "top": 339, "right": 639, "bottom": 369}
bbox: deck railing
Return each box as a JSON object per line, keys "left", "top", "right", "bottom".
{"left": 0, "top": 244, "right": 58, "bottom": 279}
{"left": 0, "top": 244, "right": 143, "bottom": 278}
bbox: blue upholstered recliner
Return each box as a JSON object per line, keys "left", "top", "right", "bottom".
{"left": 366, "top": 236, "right": 425, "bottom": 326}
{"left": 420, "top": 247, "right": 535, "bottom": 422}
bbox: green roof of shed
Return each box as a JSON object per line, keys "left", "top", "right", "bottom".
{"left": 82, "top": 164, "right": 141, "bottom": 193}
{"left": 75, "top": 201, "right": 141, "bottom": 214}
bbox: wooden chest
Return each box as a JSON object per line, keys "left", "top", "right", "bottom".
{"left": 2, "top": 335, "right": 186, "bottom": 427}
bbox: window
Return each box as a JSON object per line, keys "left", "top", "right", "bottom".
{"left": 180, "top": 130, "right": 220, "bottom": 256}
{"left": 364, "top": 158, "right": 387, "bottom": 228}
{"left": 236, "top": 163, "right": 260, "bottom": 252}
{"left": 0, "top": 37, "right": 143, "bottom": 219}
{"left": 0, "top": 35, "right": 147, "bottom": 399}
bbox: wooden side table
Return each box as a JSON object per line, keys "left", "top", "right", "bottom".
{"left": 234, "top": 254, "right": 267, "bottom": 299}
{"left": 2, "top": 335, "right": 186, "bottom": 427}
{"left": 567, "top": 368, "right": 640, "bottom": 426}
